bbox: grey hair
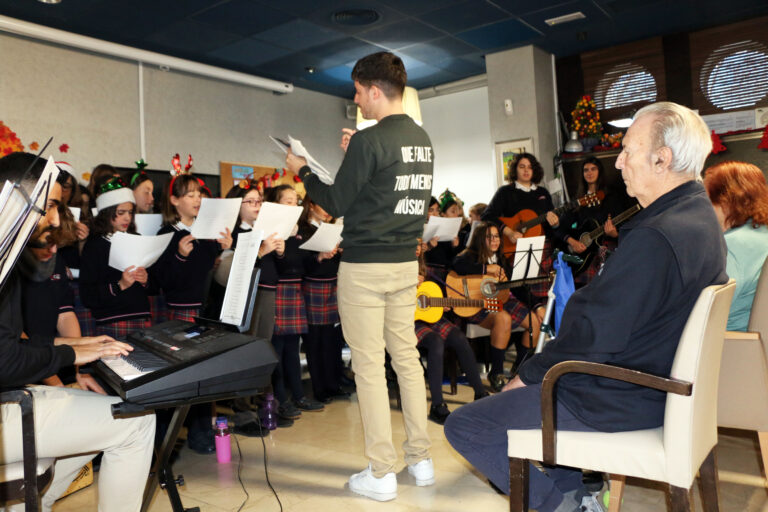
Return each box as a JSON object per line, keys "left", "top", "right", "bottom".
{"left": 634, "top": 102, "right": 712, "bottom": 178}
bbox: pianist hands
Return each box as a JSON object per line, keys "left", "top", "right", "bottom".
{"left": 73, "top": 338, "right": 133, "bottom": 366}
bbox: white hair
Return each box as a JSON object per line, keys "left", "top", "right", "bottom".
{"left": 634, "top": 102, "right": 712, "bottom": 178}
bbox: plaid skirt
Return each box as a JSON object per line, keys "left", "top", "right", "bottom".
{"left": 467, "top": 295, "right": 530, "bottom": 328}
{"left": 167, "top": 308, "right": 200, "bottom": 323}
{"left": 274, "top": 280, "right": 308, "bottom": 335}
{"left": 302, "top": 279, "right": 339, "bottom": 326}
{"left": 70, "top": 281, "right": 96, "bottom": 337}
{"left": 415, "top": 317, "right": 458, "bottom": 344}
{"left": 98, "top": 317, "right": 151, "bottom": 341}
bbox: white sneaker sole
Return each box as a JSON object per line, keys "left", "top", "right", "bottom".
{"left": 407, "top": 468, "right": 435, "bottom": 486}
{"left": 349, "top": 484, "right": 397, "bottom": 502}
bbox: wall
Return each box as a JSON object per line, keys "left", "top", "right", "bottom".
{"left": 0, "top": 32, "right": 349, "bottom": 183}
{"left": 420, "top": 86, "right": 496, "bottom": 209}
{"left": 485, "top": 45, "right": 559, "bottom": 183}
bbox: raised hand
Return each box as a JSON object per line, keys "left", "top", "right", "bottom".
{"left": 217, "top": 227, "right": 233, "bottom": 250}
{"left": 340, "top": 128, "right": 357, "bottom": 152}
{"left": 178, "top": 234, "right": 195, "bottom": 257}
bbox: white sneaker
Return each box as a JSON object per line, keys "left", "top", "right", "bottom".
{"left": 580, "top": 493, "right": 606, "bottom": 512}
{"left": 349, "top": 465, "right": 397, "bottom": 501}
{"left": 407, "top": 458, "right": 435, "bottom": 486}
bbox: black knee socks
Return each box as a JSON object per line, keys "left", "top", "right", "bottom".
{"left": 490, "top": 346, "right": 506, "bottom": 377}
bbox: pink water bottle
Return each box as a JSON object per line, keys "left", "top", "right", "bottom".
{"left": 214, "top": 416, "right": 231, "bottom": 464}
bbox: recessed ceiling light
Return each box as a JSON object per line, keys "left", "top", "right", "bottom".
{"left": 332, "top": 9, "right": 380, "bottom": 26}
{"left": 545, "top": 11, "right": 586, "bottom": 26}
{"left": 38, "top": 0, "right": 62, "bottom": 4}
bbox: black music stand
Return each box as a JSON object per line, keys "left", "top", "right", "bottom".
{"left": 508, "top": 239, "right": 545, "bottom": 373}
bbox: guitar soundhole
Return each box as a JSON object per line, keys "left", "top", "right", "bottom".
{"left": 416, "top": 295, "right": 428, "bottom": 309}
{"left": 579, "top": 234, "right": 590, "bottom": 246}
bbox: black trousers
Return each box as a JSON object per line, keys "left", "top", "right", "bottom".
{"left": 303, "top": 323, "right": 344, "bottom": 400}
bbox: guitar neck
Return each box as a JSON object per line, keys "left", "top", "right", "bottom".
{"left": 425, "top": 297, "right": 485, "bottom": 308}
{"left": 585, "top": 204, "right": 641, "bottom": 242}
{"left": 493, "top": 275, "right": 551, "bottom": 291}
{"left": 517, "top": 201, "right": 574, "bottom": 231}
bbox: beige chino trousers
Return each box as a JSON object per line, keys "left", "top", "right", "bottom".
{"left": 337, "top": 261, "right": 431, "bottom": 477}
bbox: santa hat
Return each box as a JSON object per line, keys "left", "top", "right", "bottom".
{"left": 55, "top": 161, "right": 74, "bottom": 176}
{"left": 96, "top": 177, "right": 135, "bottom": 212}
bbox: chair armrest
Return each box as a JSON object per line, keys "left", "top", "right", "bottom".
{"left": 0, "top": 388, "right": 39, "bottom": 505}
{"left": 724, "top": 330, "right": 760, "bottom": 341}
{"left": 539, "top": 361, "right": 692, "bottom": 465}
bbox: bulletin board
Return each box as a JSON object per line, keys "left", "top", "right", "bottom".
{"left": 219, "top": 161, "right": 306, "bottom": 199}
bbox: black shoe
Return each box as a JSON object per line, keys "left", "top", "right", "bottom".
{"left": 328, "top": 387, "right": 351, "bottom": 399}
{"left": 187, "top": 429, "right": 215, "bottom": 454}
{"left": 474, "top": 390, "right": 491, "bottom": 401}
{"left": 278, "top": 401, "right": 301, "bottom": 419}
{"left": 488, "top": 373, "right": 507, "bottom": 393}
{"left": 232, "top": 421, "right": 268, "bottom": 437}
{"left": 428, "top": 403, "right": 451, "bottom": 425}
{"left": 295, "top": 397, "right": 325, "bottom": 412}
{"left": 276, "top": 415, "right": 294, "bottom": 428}
{"left": 316, "top": 395, "right": 333, "bottom": 404}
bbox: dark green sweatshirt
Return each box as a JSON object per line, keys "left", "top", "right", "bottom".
{"left": 299, "top": 114, "right": 434, "bottom": 263}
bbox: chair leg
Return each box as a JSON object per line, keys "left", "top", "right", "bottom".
{"left": 698, "top": 447, "right": 720, "bottom": 512}
{"left": 509, "top": 457, "right": 529, "bottom": 512}
{"left": 608, "top": 474, "right": 625, "bottom": 512}
{"left": 668, "top": 485, "right": 692, "bottom": 512}
{"left": 757, "top": 431, "right": 768, "bottom": 480}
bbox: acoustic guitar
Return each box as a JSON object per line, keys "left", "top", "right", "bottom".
{"left": 571, "top": 203, "right": 641, "bottom": 275}
{"left": 415, "top": 280, "right": 501, "bottom": 323}
{"left": 499, "top": 191, "right": 604, "bottom": 258}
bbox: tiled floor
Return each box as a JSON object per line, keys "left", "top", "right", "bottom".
{"left": 53, "top": 384, "right": 768, "bottom": 512}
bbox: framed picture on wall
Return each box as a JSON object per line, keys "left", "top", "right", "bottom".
{"left": 494, "top": 138, "right": 534, "bottom": 186}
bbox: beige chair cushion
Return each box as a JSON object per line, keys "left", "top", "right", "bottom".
{"left": 507, "top": 428, "right": 666, "bottom": 482}
{"left": 0, "top": 458, "right": 55, "bottom": 481}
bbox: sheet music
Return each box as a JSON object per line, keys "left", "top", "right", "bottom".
{"left": 190, "top": 198, "right": 241, "bottom": 240}
{"left": 220, "top": 229, "right": 263, "bottom": 325}
{"left": 299, "top": 222, "right": 343, "bottom": 252}
{"left": 0, "top": 157, "right": 59, "bottom": 289}
{"left": 134, "top": 213, "right": 163, "bottom": 236}
{"left": 68, "top": 206, "right": 81, "bottom": 222}
{"left": 270, "top": 134, "right": 335, "bottom": 184}
{"left": 511, "top": 235, "right": 546, "bottom": 280}
{"left": 422, "top": 216, "right": 462, "bottom": 242}
{"left": 251, "top": 202, "right": 302, "bottom": 240}
{"left": 466, "top": 220, "right": 481, "bottom": 247}
{"left": 108, "top": 232, "right": 173, "bottom": 271}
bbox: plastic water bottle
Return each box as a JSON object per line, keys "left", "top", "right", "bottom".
{"left": 261, "top": 393, "right": 278, "bottom": 431}
{"left": 214, "top": 416, "right": 231, "bottom": 464}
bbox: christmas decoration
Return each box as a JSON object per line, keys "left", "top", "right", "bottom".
{"left": 0, "top": 120, "right": 25, "bottom": 155}
{"left": 570, "top": 95, "right": 603, "bottom": 139}
{"left": 135, "top": 158, "right": 148, "bottom": 170}
{"left": 758, "top": 124, "right": 768, "bottom": 150}
{"left": 711, "top": 130, "right": 727, "bottom": 154}
{"left": 600, "top": 132, "right": 623, "bottom": 149}
{"left": 29, "top": 141, "right": 39, "bottom": 151}
{"left": 59, "top": 143, "right": 70, "bottom": 153}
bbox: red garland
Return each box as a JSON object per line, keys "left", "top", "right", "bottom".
{"left": 711, "top": 130, "right": 727, "bottom": 154}
{"left": 758, "top": 124, "right": 768, "bottom": 150}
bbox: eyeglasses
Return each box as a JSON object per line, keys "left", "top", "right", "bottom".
{"left": 485, "top": 234, "right": 501, "bottom": 240}
{"left": 242, "top": 200, "right": 262, "bottom": 206}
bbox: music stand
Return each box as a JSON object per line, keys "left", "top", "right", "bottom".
{"left": 508, "top": 236, "right": 546, "bottom": 372}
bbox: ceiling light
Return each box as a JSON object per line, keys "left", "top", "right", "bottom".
{"left": 332, "top": 9, "right": 380, "bottom": 26}
{"left": 545, "top": 11, "right": 586, "bottom": 26}
{"left": 608, "top": 118, "right": 633, "bottom": 128}
{"left": 38, "top": 0, "right": 61, "bottom": 3}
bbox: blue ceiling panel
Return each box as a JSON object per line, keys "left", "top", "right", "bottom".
{"left": 252, "top": 19, "right": 346, "bottom": 51}
{"left": 456, "top": 18, "right": 541, "bottom": 51}
{"left": 433, "top": 55, "right": 486, "bottom": 76}
{"left": 192, "top": 0, "right": 292, "bottom": 36}
{"left": 304, "top": 38, "right": 388, "bottom": 69}
{"left": 359, "top": 19, "right": 444, "bottom": 50}
{"left": 519, "top": 1, "right": 610, "bottom": 34}
{"left": 491, "top": 0, "right": 574, "bottom": 16}
{"left": 145, "top": 20, "right": 240, "bottom": 54}
{"left": 381, "top": 0, "right": 465, "bottom": 16}
{"left": 303, "top": 1, "right": 407, "bottom": 35}
{"left": 420, "top": 0, "right": 512, "bottom": 33}
{"left": 207, "top": 38, "right": 294, "bottom": 67}
{"left": 397, "top": 36, "right": 480, "bottom": 63}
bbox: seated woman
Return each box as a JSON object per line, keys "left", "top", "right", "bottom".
{"left": 415, "top": 243, "right": 487, "bottom": 425}
{"left": 704, "top": 161, "right": 768, "bottom": 331}
{"left": 452, "top": 222, "right": 542, "bottom": 392}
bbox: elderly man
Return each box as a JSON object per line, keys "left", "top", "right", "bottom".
{"left": 0, "top": 152, "right": 155, "bottom": 512}
{"left": 444, "top": 102, "right": 728, "bottom": 512}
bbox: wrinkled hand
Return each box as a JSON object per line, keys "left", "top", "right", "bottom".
{"left": 178, "top": 234, "right": 195, "bottom": 257}
{"left": 217, "top": 227, "right": 233, "bottom": 250}
{"left": 568, "top": 238, "right": 587, "bottom": 254}
{"left": 604, "top": 216, "right": 618, "bottom": 238}
{"left": 119, "top": 266, "right": 137, "bottom": 290}
{"left": 340, "top": 128, "right": 357, "bottom": 152}
{"left": 546, "top": 211, "right": 559, "bottom": 228}
{"left": 76, "top": 222, "right": 89, "bottom": 241}
{"left": 285, "top": 149, "right": 307, "bottom": 174}
{"left": 502, "top": 375, "right": 526, "bottom": 392}
{"left": 76, "top": 372, "right": 107, "bottom": 395}
{"left": 73, "top": 339, "right": 133, "bottom": 365}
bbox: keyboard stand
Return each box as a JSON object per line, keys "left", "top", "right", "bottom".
{"left": 110, "top": 390, "right": 262, "bottom": 512}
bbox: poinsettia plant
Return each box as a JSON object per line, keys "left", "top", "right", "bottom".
{"left": 571, "top": 95, "right": 603, "bottom": 138}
